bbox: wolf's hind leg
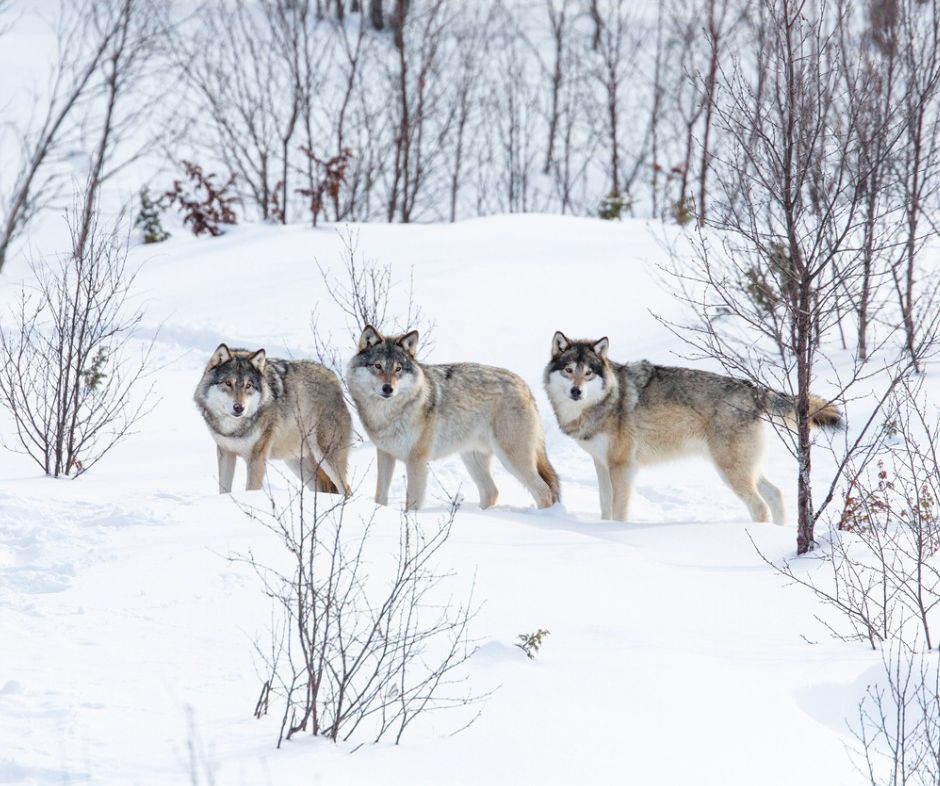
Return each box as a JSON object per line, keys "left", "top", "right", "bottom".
{"left": 314, "top": 422, "right": 352, "bottom": 495}
{"left": 594, "top": 459, "right": 613, "bottom": 520}
{"left": 461, "top": 451, "right": 499, "bottom": 509}
{"left": 493, "top": 444, "right": 554, "bottom": 509}
{"left": 608, "top": 461, "right": 636, "bottom": 522}
{"left": 310, "top": 448, "right": 349, "bottom": 496}
{"left": 217, "top": 447, "right": 237, "bottom": 494}
{"left": 758, "top": 476, "right": 785, "bottom": 525}
{"left": 285, "top": 458, "right": 317, "bottom": 490}
{"left": 712, "top": 462, "right": 770, "bottom": 522}
{"left": 710, "top": 437, "right": 770, "bottom": 523}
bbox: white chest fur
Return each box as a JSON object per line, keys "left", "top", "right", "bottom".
{"left": 212, "top": 432, "right": 257, "bottom": 458}
{"left": 578, "top": 433, "right": 610, "bottom": 463}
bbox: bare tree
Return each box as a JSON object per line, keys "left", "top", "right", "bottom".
{"left": 234, "top": 480, "right": 485, "bottom": 748}
{"left": 665, "top": 0, "right": 708, "bottom": 222}
{"left": 385, "top": 0, "right": 454, "bottom": 222}
{"left": 172, "top": 0, "right": 320, "bottom": 222}
{"left": 539, "top": 0, "right": 573, "bottom": 176}
{"left": 695, "top": 0, "right": 737, "bottom": 226}
{"left": 665, "top": 0, "right": 939, "bottom": 553}
{"left": 892, "top": 0, "right": 940, "bottom": 373}
{"left": 369, "top": 0, "right": 384, "bottom": 30}
{"left": 73, "top": 0, "right": 165, "bottom": 259}
{"left": 0, "top": 0, "right": 141, "bottom": 271}
{"left": 487, "top": 17, "right": 543, "bottom": 214}
{"left": 447, "top": 3, "right": 490, "bottom": 221}
{"left": 0, "top": 200, "right": 154, "bottom": 477}
{"left": 592, "top": 0, "right": 640, "bottom": 204}
{"left": 649, "top": 2, "right": 667, "bottom": 217}
{"left": 848, "top": 14, "right": 901, "bottom": 360}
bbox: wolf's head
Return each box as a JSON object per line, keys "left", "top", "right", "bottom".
{"left": 347, "top": 325, "right": 421, "bottom": 401}
{"left": 544, "top": 331, "right": 612, "bottom": 411}
{"left": 199, "top": 344, "right": 267, "bottom": 419}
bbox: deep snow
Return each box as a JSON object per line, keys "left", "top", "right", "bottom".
{"left": 0, "top": 215, "right": 899, "bottom": 785}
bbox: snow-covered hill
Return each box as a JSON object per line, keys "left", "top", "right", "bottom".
{"left": 0, "top": 216, "right": 893, "bottom": 784}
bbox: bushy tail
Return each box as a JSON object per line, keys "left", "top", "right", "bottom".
{"left": 766, "top": 392, "right": 844, "bottom": 432}
{"left": 537, "top": 446, "right": 561, "bottom": 504}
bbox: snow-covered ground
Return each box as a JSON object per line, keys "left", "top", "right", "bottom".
{"left": 0, "top": 216, "right": 899, "bottom": 784}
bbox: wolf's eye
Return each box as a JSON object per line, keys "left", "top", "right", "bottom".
{"left": 224, "top": 380, "right": 233, "bottom": 388}
{"left": 585, "top": 369, "right": 594, "bottom": 378}
{"left": 394, "top": 364, "right": 402, "bottom": 373}
{"left": 245, "top": 382, "right": 253, "bottom": 390}
{"left": 565, "top": 366, "right": 573, "bottom": 374}
{"left": 374, "top": 362, "right": 382, "bottom": 371}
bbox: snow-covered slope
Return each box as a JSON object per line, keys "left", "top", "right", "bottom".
{"left": 0, "top": 216, "right": 887, "bottom": 785}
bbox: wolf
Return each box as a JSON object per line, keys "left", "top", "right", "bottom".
{"left": 194, "top": 344, "right": 352, "bottom": 495}
{"left": 347, "top": 326, "right": 560, "bottom": 511}
{"left": 543, "top": 331, "right": 842, "bottom": 524}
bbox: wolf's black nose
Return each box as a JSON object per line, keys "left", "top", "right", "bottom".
{"left": 381, "top": 383, "right": 393, "bottom": 397}
{"left": 570, "top": 387, "right": 582, "bottom": 401}
{"left": 233, "top": 402, "right": 244, "bottom": 415}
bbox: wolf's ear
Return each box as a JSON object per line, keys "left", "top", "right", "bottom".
{"left": 358, "top": 325, "right": 383, "bottom": 351}
{"left": 398, "top": 330, "right": 419, "bottom": 358}
{"left": 552, "top": 331, "right": 570, "bottom": 358}
{"left": 248, "top": 349, "right": 266, "bottom": 374}
{"left": 208, "top": 343, "right": 232, "bottom": 369}
{"left": 593, "top": 337, "right": 609, "bottom": 359}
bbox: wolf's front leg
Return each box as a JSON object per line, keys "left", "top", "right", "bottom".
{"left": 246, "top": 448, "right": 270, "bottom": 491}
{"left": 608, "top": 461, "right": 636, "bottom": 522}
{"left": 404, "top": 457, "right": 429, "bottom": 511}
{"left": 375, "top": 449, "right": 396, "bottom": 505}
{"left": 218, "top": 446, "right": 237, "bottom": 494}
{"left": 593, "top": 458, "right": 613, "bottom": 520}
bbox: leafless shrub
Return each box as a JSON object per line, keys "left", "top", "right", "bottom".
{"left": 850, "top": 640, "right": 940, "bottom": 785}
{"left": 0, "top": 199, "right": 155, "bottom": 477}
{"left": 757, "top": 381, "right": 940, "bottom": 649}
{"left": 310, "top": 227, "right": 435, "bottom": 381}
{"left": 233, "top": 479, "right": 486, "bottom": 748}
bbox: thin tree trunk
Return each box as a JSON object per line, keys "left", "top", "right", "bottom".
{"left": 543, "top": 1, "right": 566, "bottom": 175}
{"left": 697, "top": 0, "right": 721, "bottom": 227}
{"left": 369, "top": 0, "right": 383, "bottom": 29}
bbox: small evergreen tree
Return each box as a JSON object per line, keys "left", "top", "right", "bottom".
{"left": 598, "top": 189, "right": 631, "bottom": 221}
{"left": 134, "top": 187, "right": 169, "bottom": 244}
{"left": 515, "top": 629, "right": 550, "bottom": 659}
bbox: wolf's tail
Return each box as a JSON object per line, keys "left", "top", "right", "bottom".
{"left": 765, "top": 392, "right": 844, "bottom": 432}
{"left": 537, "top": 446, "right": 562, "bottom": 504}
{"left": 316, "top": 467, "right": 340, "bottom": 494}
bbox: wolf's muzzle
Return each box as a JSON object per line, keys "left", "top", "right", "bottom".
{"left": 232, "top": 402, "right": 245, "bottom": 416}
{"left": 381, "top": 383, "right": 394, "bottom": 398}
{"left": 570, "top": 386, "right": 582, "bottom": 401}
